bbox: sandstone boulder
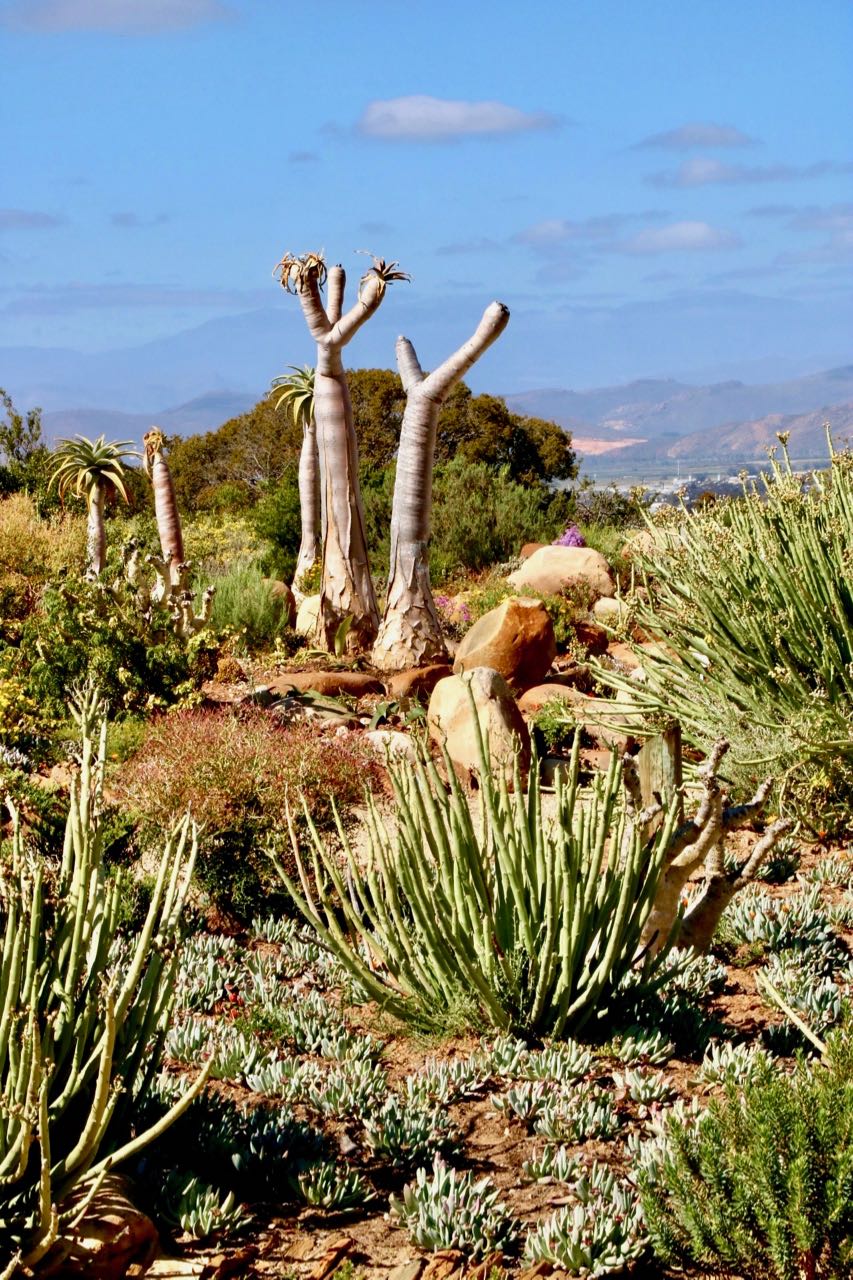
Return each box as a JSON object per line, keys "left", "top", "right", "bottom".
{"left": 365, "top": 729, "right": 419, "bottom": 763}
{"left": 453, "top": 596, "right": 555, "bottom": 692}
{"left": 517, "top": 682, "right": 589, "bottom": 716}
{"left": 263, "top": 578, "right": 296, "bottom": 626}
{"left": 386, "top": 663, "right": 453, "bottom": 703}
{"left": 295, "top": 593, "right": 321, "bottom": 637}
{"left": 592, "top": 595, "right": 625, "bottom": 622}
{"left": 506, "top": 546, "right": 615, "bottom": 599}
{"left": 269, "top": 670, "right": 385, "bottom": 698}
{"left": 428, "top": 667, "right": 531, "bottom": 786}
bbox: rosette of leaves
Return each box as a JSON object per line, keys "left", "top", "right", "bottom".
{"left": 390, "top": 1157, "right": 517, "bottom": 1256}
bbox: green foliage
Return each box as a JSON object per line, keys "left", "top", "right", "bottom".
{"left": 209, "top": 559, "right": 292, "bottom": 651}
{"left": 116, "top": 709, "right": 383, "bottom": 923}
{"left": 0, "top": 691, "right": 206, "bottom": 1270}
{"left": 13, "top": 569, "right": 216, "bottom": 720}
{"left": 639, "top": 1045, "right": 853, "bottom": 1278}
{"left": 275, "top": 724, "right": 681, "bottom": 1038}
{"left": 390, "top": 1157, "right": 517, "bottom": 1256}
{"left": 251, "top": 463, "right": 301, "bottom": 582}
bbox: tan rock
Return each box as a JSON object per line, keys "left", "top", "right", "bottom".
{"left": 270, "top": 670, "right": 385, "bottom": 698}
{"left": 507, "top": 546, "right": 615, "bottom": 599}
{"left": 263, "top": 578, "right": 296, "bottom": 626}
{"left": 517, "top": 683, "right": 589, "bottom": 715}
{"left": 606, "top": 641, "right": 643, "bottom": 671}
{"left": 295, "top": 593, "right": 321, "bottom": 637}
{"left": 571, "top": 619, "right": 609, "bottom": 656}
{"left": 428, "top": 667, "right": 531, "bottom": 786}
{"left": 386, "top": 663, "right": 453, "bottom": 702}
{"left": 453, "top": 596, "right": 556, "bottom": 692}
{"left": 519, "top": 541, "right": 546, "bottom": 560}
{"left": 592, "top": 594, "right": 625, "bottom": 622}
{"left": 580, "top": 693, "right": 646, "bottom": 749}
{"left": 365, "top": 729, "right": 418, "bottom": 762}
{"left": 621, "top": 527, "right": 673, "bottom": 561}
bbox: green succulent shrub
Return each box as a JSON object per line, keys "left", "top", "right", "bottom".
{"left": 116, "top": 708, "right": 383, "bottom": 922}
{"left": 275, "top": 721, "right": 681, "bottom": 1038}
{"left": 600, "top": 437, "right": 853, "bottom": 833}
{"left": 639, "top": 1036, "right": 853, "bottom": 1278}
{"left": 0, "top": 692, "right": 206, "bottom": 1272}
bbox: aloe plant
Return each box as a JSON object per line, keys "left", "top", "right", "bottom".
{"left": 0, "top": 690, "right": 207, "bottom": 1272}
{"left": 274, "top": 711, "right": 682, "bottom": 1037}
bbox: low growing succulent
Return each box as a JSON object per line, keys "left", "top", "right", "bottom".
{"left": 523, "top": 1145, "right": 580, "bottom": 1183}
{"left": 524, "top": 1171, "right": 646, "bottom": 1273}
{"left": 522, "top": 1041, "right": 594, "bottom": 1084}
{"left": 491, "top": 1081, "right": 551, "bottom": 1124}
{"left": 614, "top": 1027, "right": 674, "bottom": 1066}
{"left": 405, "top": 1055, "right": 492, "bottom": 1105}
{"left": 308, "top": 1060, "right": 389, "bottom": 1119}
{"left": 534, "top": 1084, "right": 619, "bottom": 1143}
{"left": 297, "top": 1163, "right": 374, "bottom": 1211}
{"left": 157, "top": 1171, "right": 248, "bottom": 1241}
{"left": 613, "top": 1066, "right": 675, "bottom": 1106}
{"left": 363, "top": 1095, "right": 459, "bottom": 1169}
{"left": 697, "top": 1040, "right": 775, "bottom": 1087}
{"left": 390, "top": 1157, "right": 518, "bottom": 1256}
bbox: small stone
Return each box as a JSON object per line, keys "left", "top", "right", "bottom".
{"left": 517, "top": 683, "right": 588, "bottom": 716}
{"left": 365, "top": 729, "right": 418, "bottom": 762}
{"left": 571, "top": 619, "right": 609, "bottom": 656}
{"left": 269, "top": 670, "right": 385, "bottom": 698}
{"left": 295, "top": 593, "right": 321, "bottom": 637}
{"left": 592, "top": 595, "right": 624, "bottom": 621}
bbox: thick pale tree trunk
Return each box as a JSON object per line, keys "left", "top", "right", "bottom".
{"left": 372, "top": 302, "right": 510, "bottom": 671}
{"left": 292, "top": 421, "right": 320, "bottom": 597}
{"left": 144, "top": 431, "right": 185, "bottom": 586}
{"left": 86, "top": 484, "right": 106, "bottom": 577}
{"left": 293, "top": 266, "right": 384, "bottom": 652}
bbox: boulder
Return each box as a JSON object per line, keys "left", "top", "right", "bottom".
{"left": 386, "top": 663, "right": 453, "bottom": 703}
{"left": 517, "top": 683, "right": 589, "bottom": 716}
{"left": 579, "top": 694, "right": 646, "bottom": 750}
{"left": 592, "top": 595, "right": 625, "bottom": 622}
{"left": 453, "top": 596, "right": 555, "bottom": 692}
{"left": 295, "top": 593, "right": 321, "bottom": 637}
{"left": 263, "top": 578, "right": 296, "bottom": 626}
{"left": 428, "top": 667, "right": 531, "bottom": 786}
{"left": 269, "top": 670, "right": 385, "bottom": 698}
{"left": 365, "top": 729, "right": 419, "bottom": 763}
{"left": 507, "top": 546, "right": 615, "bottom": 599}
{"left": 571, "top": 619, "right": 609, "bottom": 656}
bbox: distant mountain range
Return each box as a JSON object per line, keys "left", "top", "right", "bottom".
{"left": 4, "top": 308, "right": 851, "bottom": 467}
{"left": 506, "top": 365, "right": 853, "bottom": 463}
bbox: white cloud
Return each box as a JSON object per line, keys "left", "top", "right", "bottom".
{"left": 1, "top": 0, "right": 232, "bottom": 33}
{"left": 356, "top": 95, "right": 558, "bottom": 141}
{"left": 634, "top": 122, "right": 756, "bottom": 151}
{"left": 617, "top": 221, "right": 740, "bottom": 254}
{"left": 648, "top": 158, "right": 853, "bottom": 188}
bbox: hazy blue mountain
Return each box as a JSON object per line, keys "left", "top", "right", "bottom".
{"left": 41, "top": 391, "right": 257, "bottom": 445}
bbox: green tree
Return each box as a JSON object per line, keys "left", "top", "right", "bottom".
{"left": 49, "top": 435, "right": 137, "bottom": 576}
{"left": 0, "top": 388, "right": 43, "bottom": 464}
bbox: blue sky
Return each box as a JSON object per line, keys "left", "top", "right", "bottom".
{"left": 1, "top": 0, "right": 851, "bottom": 400}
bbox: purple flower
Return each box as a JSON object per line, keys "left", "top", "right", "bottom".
{"left": 553, "top": 523, "right": 586, "bottom": 548}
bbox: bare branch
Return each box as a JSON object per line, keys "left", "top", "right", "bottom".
{"left": 421, "top": 302, "right": 510, "bottom": 404}
{"left": 396, "top": 336, "right": 425, "bottom": 393}
{"left": 326, "top": 266, "right": 345, "bottom": 326}
{"left": 328, "top": 273, "right": 385, "bottom": 349}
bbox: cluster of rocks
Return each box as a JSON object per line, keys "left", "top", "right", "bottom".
{"left": 256, "top": 543, "right": 658, "bottom": 788}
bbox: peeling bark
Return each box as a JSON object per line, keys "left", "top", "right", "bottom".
{"left": 86, "top": 485, "right": 106, "bottom": 578}
{"left": 372, "top": 301, "right": 510, "bottom": 671}
{"left": 292, "top": 265, "right": 384, "bottom": 652}
{"left": 293, "top": 420, "right": 320, "bottom": 597}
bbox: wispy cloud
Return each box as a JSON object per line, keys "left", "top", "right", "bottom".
{"left": 1, "top": 281, "right": 269, "bottom": 316}
{"left": 0, "top": 208, "right": 65, "bottom": 230}
{"left": 110, "top": 211, "right": 170, "bottom": 228}
{"left": 633, "top": 122, "right": 756, "bottom": 151}
{"left": 513, "top": 212, "right": 666, "bottom": 249}
{"left": 356, "top": 95, "right": 559, "bottom": 141}
{"left": 1, "top": 0, "right": 233, "bottom": 33}
{"left": 437, "top": 236, "right": 503, "bottom": 255}
{"left": 615, "top": 221, "right": 740, "bottom": 254}
{"left": 648, "top": 157, "right": 853, "bottom": 188}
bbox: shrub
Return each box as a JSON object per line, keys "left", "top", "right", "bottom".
{"left": 0, "top": 692, "right": 206, "bottom": 1269}
{"left": 639, "top": 1043, "right": 853, "bottom": 1278}
{"left": 209, "top": 559, "right": 291, "bottom": 651}
{"left": 116, "top": 708, "right": 383, "bottom": 922}
{"left": 275, "top": 727, "right": 681, "bottom": 1038}
{"left": 12, "top": 568, "right": 218, "bottom": 720}
{"left": 600, "top": 440, "right": 853, "bottom": 831}
{"left": 0, "top": 491, "right": 85, "bottom": 580}
{"left": 252, "top": 464, "right": 302, "bottom": 583}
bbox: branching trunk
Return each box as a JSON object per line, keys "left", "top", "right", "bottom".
{"left": 293, "top": 266, "right": 384, "bottom": 652}
{"left": 292, "top": 420, "right": 320, "bottom": 597}
{"left": 372, "top": 302, "right": 510, "bottom": 671}
{"left": 641, "top": 739, "right": 792, "bottom": 954}
{"left": 86, "top": 484, "right": 106, "bottom": 578}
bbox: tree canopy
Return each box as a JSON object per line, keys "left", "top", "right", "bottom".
{"left": 167, "top": 369, "right": 575, "bottom": 511}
